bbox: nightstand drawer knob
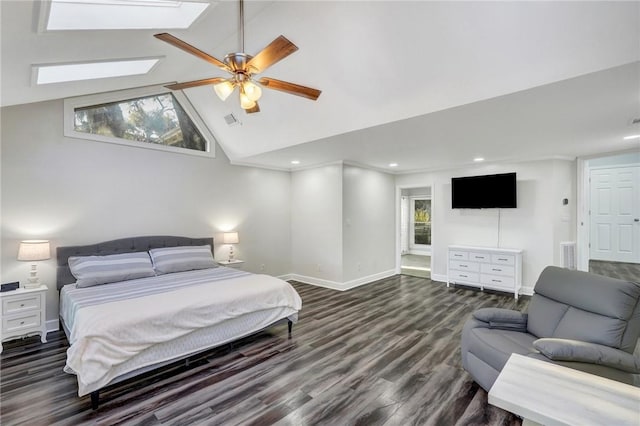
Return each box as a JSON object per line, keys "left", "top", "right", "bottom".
{"left": 20, "top": 321, "right": 25, "bottom": 325}
{"left": 20, "top": 303, "right": 25, "bottom": 307}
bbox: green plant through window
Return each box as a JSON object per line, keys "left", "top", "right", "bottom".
{"left": 74, "top": 93, "right": 206, "bottom": 152}
{"left": 414, "top": 199, "right": 431, "bottom": 246}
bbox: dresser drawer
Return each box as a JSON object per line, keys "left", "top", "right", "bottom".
{"left": 481, "top": 264, "right": 515, "bottom": 276}
{"left": 450, "top": 260, "right": 480, "bottom": 272}
{"left": 481, "top": 274, "right": 515, "bottom": 288}
{"left": 3, "top": 312, "right": 41, "bottom": 333}
{"left": 449, "top": 250, "right": 468, "bottom": 261}
{"left": 492, "top": 254, "right": 515, "bottom": 265}
{"left": 468, "top": 252, "right": 491, "bottom": 263}
{"left": 3, "top": 295, "right": 40, "bottom": 315}
{"left": 450, "top": 270, "right": 480, "bottom": 283}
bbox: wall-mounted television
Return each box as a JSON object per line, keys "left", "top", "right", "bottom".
{"left": 452, "top": 172, "right": 517, "bottom": 209}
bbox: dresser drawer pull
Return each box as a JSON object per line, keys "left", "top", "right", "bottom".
{"left": 460, "top": 274, "right": 468, "bottom": 278}
{"left": 474, "top": 256, "right": 483, "bottom": 259}
{"left": 20, "top": 321, "right": 25, "bottom": 325}
{"left": 492, "top": 279, "right": 502, "bottom": 283}
{"left": 497, "top": 258, "right": 508, "bottom": 261}
{"left": 20, "top": 303, "right": 25, "bottom": 307}
{"left": 460, "top": 265, "right": 467, "bottom": 268}
{"left": 492, "top": 268, "right": 502, "bottom": 272}
{"left": 454, "top": 254, "right": 463, "bottom": 257}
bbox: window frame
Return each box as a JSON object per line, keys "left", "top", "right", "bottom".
{"left": 63, "top": 84, "right": 216, "bottom": 158}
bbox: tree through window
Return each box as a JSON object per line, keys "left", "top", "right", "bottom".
{"left": 73, "top": 93, "right": 206, "bottom": 152}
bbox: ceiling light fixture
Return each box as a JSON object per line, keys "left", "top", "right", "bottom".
{"left": 473, "top": 157, "right": 485, "bottom": 162}
{"left": 155, "top": 0, "right": 321, "bottom": 113}
{"left": 291, "top": 160, "right": 300, "bottom": 165}
{"left": 623, "top": 135, "right": 640, "bottom": 140}
{"left": 34, "top": 58, "right": 160, "bottom": 84}
{"left": 389, "top": 163, "right": 398, "bottom": 167}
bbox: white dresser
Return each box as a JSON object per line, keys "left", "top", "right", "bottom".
{"left": 1, "top": 285, "right": 47, "bottom": 353}
{"left": 447, "top": 245, "right": 523, "bottom": 299}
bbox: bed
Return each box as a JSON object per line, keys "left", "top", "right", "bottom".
{"left": 56, "top": 236, "right": 302, "bottom": 409}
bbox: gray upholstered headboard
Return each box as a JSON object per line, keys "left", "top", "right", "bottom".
{"left": 56, "top": 236, "right": 214, "bottom": 290}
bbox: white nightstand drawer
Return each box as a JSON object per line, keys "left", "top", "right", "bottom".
{"left": 3, "top": 295, "right": 41, "bottom": 315}
{"left": 450, "top": 260, "right": 480, "bottom": 272}
{"left": 492, "top": 254, "right": 515, "bottom": 265}
{"left": 449, "top": 250, "right": 468, "bottom": 261}
{"left": 481, "top": 274, "right": 515, "bottom": 288}
{"left": 481, "top": 264, "right": 515, "bottom": 276}
{"left": 469, "top": 252, "right": 491, "bottom": 263}
{"left": 3, "top": 311, "right": 41, "bottom": 333}
{"left": 450, "top": 270, "right": 480, "bottom": 283}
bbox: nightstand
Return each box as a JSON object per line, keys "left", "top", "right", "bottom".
{"left": 1, "top": 285, "right": 47, "bottom": 353}
{"left": 218, "top": 259, "right": 245, "bottom": 268}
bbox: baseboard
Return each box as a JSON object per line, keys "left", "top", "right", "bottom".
{"left": 46, "top": 319, "right": 59, "bottom": 333}
{"left": 520, "top": 286, "right": 534, "bottom": 296}
{"left": 288, "top": 269, "right": 397, "bottom": 291}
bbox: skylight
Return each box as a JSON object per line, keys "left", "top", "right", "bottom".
{"left": 35, "top": 58, "right": 160, "bottom": 84}
{"left": 45, "top": 0, "right": 210, "bottom": 31}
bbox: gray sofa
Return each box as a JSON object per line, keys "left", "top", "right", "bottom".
{"left": 461, "top": 265, "right": 640, "bottom": 391}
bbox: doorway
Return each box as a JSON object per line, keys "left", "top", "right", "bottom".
{"left": 399, "top": 187, "right": 432, "bottom": 278}
{"left": 578, "top": 151, "right": 640, "bottom": 280}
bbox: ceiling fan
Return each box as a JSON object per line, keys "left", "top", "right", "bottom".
{"left": 154, "top": 0, "right": 321, "bottom": 114}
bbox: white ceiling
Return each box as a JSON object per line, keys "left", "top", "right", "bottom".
{"left": 2, "top": 1, "right": 639, "bottom": 172}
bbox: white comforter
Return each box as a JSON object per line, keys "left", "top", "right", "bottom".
{"left": 64, "top": 273, "right": 301, "bottom": 395}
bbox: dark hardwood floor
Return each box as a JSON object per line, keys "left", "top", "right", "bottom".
{"left": 0, "top": 276, "right": 527, "bottom": 426}
{"left": 589, "top": 260, "right": 640, "bottom": 283}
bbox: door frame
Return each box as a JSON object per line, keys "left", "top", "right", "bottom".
{"left": 396, "top": 184, "right": 434, "bottom": 275}
{"left": 576, "top": 149, "right": 640, "bottom": 271}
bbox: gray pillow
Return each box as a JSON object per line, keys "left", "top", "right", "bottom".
{"left": 473, "top": 308, "right": 528, "bottom": 324}
{"left": 69, "top": 252, "right": 155, "bottom": 288}
{"left": 149, "top": 245, "right": 216, "bottom": 275}
{"left": 534, "top": 338, "right": 640, "bottom": 373}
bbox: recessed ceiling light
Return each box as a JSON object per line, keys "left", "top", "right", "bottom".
{"left": 291, "top": 160, "right": 300, "bottom": 165}
{"left": 473, "top": 157, "right": 485, "bottom": 162}
{"left": 389, "top": 163, "right": 398, "bottom": 167}
{"left": 46, "top": 0, "right": 209, "bottom": 31}
{"left": 34, "top": 58, "right": 160, "bottom": 84}
{"left": 623, "top": 135, "right": 640, "bottom": 140}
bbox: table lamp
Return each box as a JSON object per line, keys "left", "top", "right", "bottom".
{"left": 17, "top": 240, "right": 50, "bottom": 289}
{"left": 222, "top": 232, "right": 239, "bottom": 262}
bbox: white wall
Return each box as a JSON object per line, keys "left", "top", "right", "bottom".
{"left": 290, "top": 164, "right": 343, "bottom": 282}
{"left": 396, "top": 159, "right": 576, "bottom": 293}
{"left": 1, "top": 100, "right": 292, "bottom": 323}
{"left": 342, "top": 165, "right": 396, "bottom": 282}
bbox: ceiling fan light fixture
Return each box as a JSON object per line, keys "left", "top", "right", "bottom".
{"left": 243, "top": 79, "right": 262, "bottom": 102}
{"left": 239, "top": 90, "right": 256, "bottom": 110}
{"left": 214, "top": 80, "right": 235, "bottom": 101}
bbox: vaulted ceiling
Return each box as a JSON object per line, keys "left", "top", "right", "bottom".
{"left": 2, "top": 1, "right": 639, "bottom": 172}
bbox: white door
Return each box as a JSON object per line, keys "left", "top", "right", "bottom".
{"left": 590, "top": 166, "right": 640, "bottom": 263}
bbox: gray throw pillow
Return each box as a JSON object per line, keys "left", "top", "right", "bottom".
{"left": 534, "top": 338, "right": 640, "bottom": 373}
{"left": 149, "top": 245, "right": 217, "bottom": 275}
{"left": 69, "top": 252, "right": 155, "bottom": 288}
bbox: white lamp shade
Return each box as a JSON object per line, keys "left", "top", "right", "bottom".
{"left": 222, "top": 232, "right": 239, "bottom": 244}
{"left": 17, "top": 240, "right": 51, "bottom": 261}
{"left": 214, "top": 80, "right": 235, "bottom": 101}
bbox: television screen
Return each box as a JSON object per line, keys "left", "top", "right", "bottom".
{"left": 452, "top": 172, "right": 517, "bottom": 208}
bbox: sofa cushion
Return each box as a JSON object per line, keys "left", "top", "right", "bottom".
{"left": 467, "top": 328, "right": 538, "bottom": 373}
{"left": 534, "top": 338, "right": 640, "bottom": 373}
{"left": 534, "top": 266, "right": 640, "bottom": 320}
{"left": 526, "top": 295, "right": 569, "bottom": 338}
{"left": 552, "top": 307, "right": 627, "bottom": 348}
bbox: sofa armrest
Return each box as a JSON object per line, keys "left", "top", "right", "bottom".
{"left": 534, "top": 338, "right": 640, "bottom": 374}
{"left": 472, "top": 308, "right": 528, "bottom": 331}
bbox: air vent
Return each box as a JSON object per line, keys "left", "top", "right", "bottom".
{"left": 632, "top": 118, "right": 640, "bottom": 125}
{"left": 224, "top": 113, "right": 240, "bottom": 126}
{"left": 560, "top": 242, "right": 576, "bottom": 270}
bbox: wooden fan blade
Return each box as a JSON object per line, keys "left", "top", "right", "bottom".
{"left": 245, "top": 102, "right": 260, "bottom": 114}
{"left": 165, "top": 77, "right": 227, "bottom": 90}
{"left": 154, "top": 33, "right": 230, "bottom": 72}
{"left": 247, "top": 36, "right": 298, "bottom": 74}
{"left": 258, "top": 77, "right": 321, "bottom": 101}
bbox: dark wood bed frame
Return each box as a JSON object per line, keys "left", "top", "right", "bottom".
{"left": 56, "top": 235, "right": 293, "bottom": 410}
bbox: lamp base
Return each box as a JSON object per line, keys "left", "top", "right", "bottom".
{"left": 23, "top": 283, "right": 41, "bottom": 289}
